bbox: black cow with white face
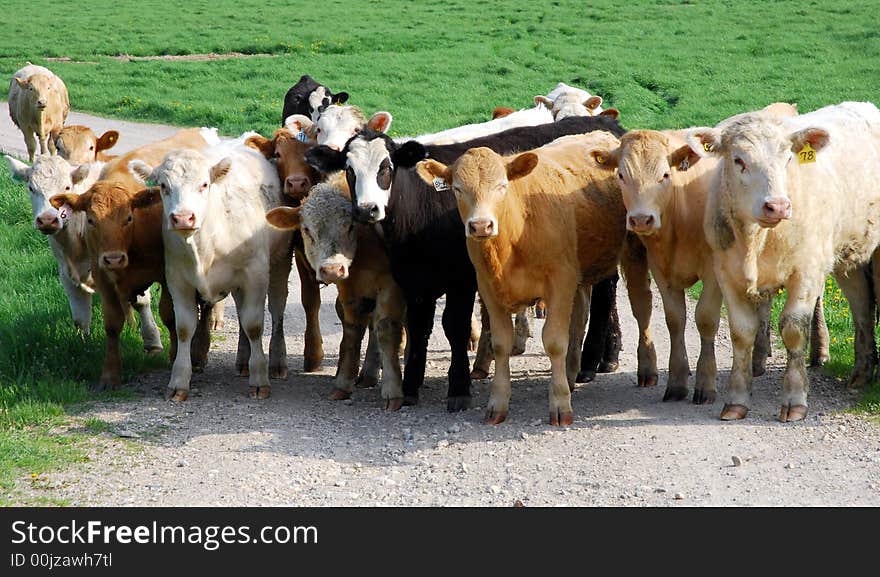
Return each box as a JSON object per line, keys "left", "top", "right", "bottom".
{"left": 306, "top": 115, "right": 627, "bottom": 412}
{"left": 280, "top": 74, "right": 350, "bottom": 125}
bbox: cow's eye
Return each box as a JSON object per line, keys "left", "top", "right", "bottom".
{"left": 28, "top": 185, "right": 35, "bottom": 194}
{"left": 89, "top": 145, "right": 94, "bottom": 151}
{"left": 87, "top": 217, "right": 95, "bottom": 226}
{"left": 302, "top": 226, "right": 311, "bottom": 237}
{"left": 734, "top": 158, "right": 747, "bottom": 173}
{"left": 662, "top": 172, "right": 670, "bottom": 180}
{"left": 316, "top": 128, "right": 322, "bottom": 135}
{"left": 200, "top": 182, "right": 208, "bottom": 191}
{"left": 618, "top": 172, "right": 625, "bottom": 181}
{"left": 64, "top": 185, "right": 71, "bottom": 191}
{"left": 126, "top": 214, "right": 133, "bottom": 225}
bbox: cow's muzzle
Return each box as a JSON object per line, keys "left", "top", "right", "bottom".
{"left": 319, "top": 262, "right": 348, "bottom": 283}
{"left": 354, "top": 203, "right": 383, "bottom": 224}
{"left": 759, "top": 197, "right": 792, "bottom": 227}
{"left": 284, "top": 173, "right": 312, "bottom": 200}
{"left": 169, "top": 210, "right": 198, "bottom": 231}
{"left": 467, "top": 218, "right": 496, "bottom": 239}
{"left": 101, "top": 251, "right": 128, "bottom": 269}
{"left": 627, "top": 212, "right": 658, "bottom": 235}
{"left": 35, "top": 213, "right": 61, "bottom": 234}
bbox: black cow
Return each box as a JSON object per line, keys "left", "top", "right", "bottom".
{"left": 306, "top": 116, "right": 629, "bottom": 412}
{"left": 281, "top": 74, "right": 350, "bottom": 125}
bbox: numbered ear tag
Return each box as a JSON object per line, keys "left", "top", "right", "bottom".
{"left": 433, "top": 177, "right": 450, "bottom": 192}
{"left": 797, "top": 142, "right": 817, "bottom": 164}
{"left": 58, "top": 203, "right": 72, "bottom": 222}
{"left": 702, "top": 142, "right": 712, "bottom": 152}
{"left": 296, "top": 130, "right": 310, "bottom": 143}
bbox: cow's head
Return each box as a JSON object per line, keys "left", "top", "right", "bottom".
{"left": 247, "top": 127, "right": 317, "bottom": 204}
{"left": 266, "top": 183, "right": 356, "bottom": 283}
{"left": 314, "top": 105, "right": 393, "bottom": 152}
{"left": 589, "top": 130, "right": 702, "bottom": 236}
{"left": 129, "top": 149, "right": 230, "bottom": 236}
{"left": 55, "top": 125, "right": 119, "bottom": 164}
{"left": 416, "top": 147, "right": 537, "bottom": 240}
{"left": 307, "top": 85, "right": 350, "bottom": 122}
{"left": 5, "top": 154, "right": 93, "bottom": 235}
{"left": 686, "top": 113, "right": 828, "bottom": 228}
{"left": 15, "top": 73, "right": 55, "bottom": 110}
{"left": 305, "top": 129, "right": 426, "bottom": 224}
{"left": 535, "top": 93, "right": 604, "bottom": 120}
{"left": 50, "top": 181, "right": 158, "bottom": 270}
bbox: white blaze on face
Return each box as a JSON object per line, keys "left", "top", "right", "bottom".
{"left": 308, "top": 86, "right": 331, "bottom": 123}
{"left": 346, "top": 138, "right": 394, "bottom": 223}
{"left": 315, "top": 106, "right": 364, "bottom": 151}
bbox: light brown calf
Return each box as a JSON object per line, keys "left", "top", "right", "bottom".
{"left": 55, "top": 125, "right": 120, "bottom": 164}
{"left": 9, "top": 64, "right": 70, "bottom": 162}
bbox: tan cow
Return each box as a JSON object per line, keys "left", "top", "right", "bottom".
{"left": 417, "top": 132, "right": 657, "bottom": 425}
{"left": 8, "top": 64, "right": 70, "bottom": 161}
{"left": 55, "top": 125, "right": 120, "bottom": 164}
{"left": 687, "top": 101, "right": 880, "bottom": 421}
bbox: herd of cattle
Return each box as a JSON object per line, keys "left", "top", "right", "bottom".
{"left": 6, "top": 63, "right": 880, "bottom": 425}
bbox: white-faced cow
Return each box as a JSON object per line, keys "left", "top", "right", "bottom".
{"left": 281, "top": 74, "right": 349, "bottom": 125}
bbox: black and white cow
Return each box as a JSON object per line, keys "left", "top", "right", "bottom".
{"left": 305, "top": 115, "right": 629, "bottom": 411}
{"left": 280, "top": 74, "right": 350, "bottom": 126}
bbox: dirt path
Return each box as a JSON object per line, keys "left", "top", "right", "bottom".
{"left": 6, "top": 110, "right": 880, "bottom": 506}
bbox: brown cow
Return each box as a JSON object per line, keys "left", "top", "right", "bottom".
{"left": 55, "top": 125, "right": 120, "bottom": 164}
{"left": 417, "top": 132, "right": 657, "bottom": 425}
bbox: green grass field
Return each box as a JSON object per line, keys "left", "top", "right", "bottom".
{"left": 1, "top": 0, "right": 879, "bottom": 502}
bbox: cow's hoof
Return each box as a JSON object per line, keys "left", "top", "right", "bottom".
{"left": 663, "top": 386, "right": 689, "bottom": 402}
{"left": 403, "top": 395, "right": 419, "bottom": 407}
{"left": 269, "top": 366, "right": 288, "bottom": 379}
{"left": 166, "top": 388, "right": 188, "bottom": 402}
{"left": 779, "top": 404, "right": 807, "bottom": 422}
{"left": 598, "top": 361, "right": 619, "bottom": 373}
{"left": 847, "top": 372, "right": 872, "bottom": 390}
{"left": 303, "top": 355, "right": 323, "bottom": 373}
{"left": 192, "top": 362, "right": 205, "bottom": 374}
{"left": 210, "top": 319, "right": 225, "bottom": 331}
{"left": 248, "top": 386, "right": 270, "bottom": 399}
{"left": 692, "top": 389, "right": 716, "bottom": 405}
{"left": 550, "top": 409, "right": 573, "bottom": 427}
{"left": 236, "top": 365, "right": 249, "bottom": 377}
{"left": 93, "top": 380, "right": 113, "bottom": 393}
{"left": 638, "top": 374, "right": 658, "bottom": 387}
{"left": 467, "top": 340, "right": 478, "bottom": 353}
{"left": 511, "top": 344, "right": 526, "bottom": 356}
{"left": 144, "top": 346, "right": 163, "bottom": 356}
{"left": 470, "top": 368, "right": 490, "bottom": 380}
{"left": 484, "top": 408, "right": 508, "bottom": 425}
{"left": 576, "top": 370, "right": 596, "bottom": 384}
{"left": 447, "top": 396, "right": 472, "bottom": 412}
{"left": 329, "top": 388, "right": 352, "bottom": 401}
{"left": 356, "top": 374, "right": 378, "bottom": 389}
{"left": 384, "top": 397, "right": 403, "bottom": 412}
{"left": 720, "top": 404, "right": 749, "bottom": 421}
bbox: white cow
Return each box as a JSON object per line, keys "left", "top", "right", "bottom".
{"left": 411, "top": 104, "right": 553, "bottom": 145}
{"left": 4, "top": 154, "right": 162, "bottom": 349}
{"left": 129, "top": 138, "right": 290, "bottom": 400}
{"left": 687, "top": 101, "right": 880, "bottom": 422}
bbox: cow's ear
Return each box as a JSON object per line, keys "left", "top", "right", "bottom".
{"left": 306, "top": 145, "right": 346, "bottom": 173}
{"left": 70, "top": 164, "right": 91, "bottom": 185}
{"left": 131, "top": 187, "right": 161, "bottom": 209}
{"left": 790, "top": 127, "right": 830, "bottom": 154}
{"left": 492, "top": 106, "right": 515, "bottom": 119}
{"left": 599, "top": 108, "right": 620, "bottom": 120}
{"left": 245, "top": 134, "right": 275, "bottom": 159}
{"left": 591, "top": 148, "right": 620, "bottom": 169}
{"left": 506, "top": 152, "right": 538, "bottom": 181}
{"left": 332, "top": 91, "right": 349, "bottom": 105}
{"left": 50, "top": 190, "right": 91, "bottom": 211}
{"left": 669, "top": 145, "right": 701, "bottom": 172}
{"left": 534, "top": 95, "right": 554, "bottom": 108}
{"left": 686, "top": 127, "right": 722, "bottom": 157}
{"left": 415, "top": 159, "right": 450, "bottom": 187}
{"left": 391, "top": 140, "right": 427, "bottom": 168}
{"left": 96, "top": 130, "right": 119, "bottom": 153}
{"left": 210, "top": 158, "right": 232, "bottom": 184}
{"left": 127, "top": 160, "right": 156, "bottom": 184}
{"left": 285, "top": 114, "right": 315, "bottom": 138}
{"left": 367, "top": 111, "right": 393, "bottom": 133}
{"left": 585, "top": 96, "right": 603, "bottom": 111}
{"left": 265, "top": 206, "right": 302, "bottom": 230}
{"left": 14, "top": 77, "right": 27, "bottom": 88}
{"left": 4, "top": 155, "right": 31, "bottom": 181}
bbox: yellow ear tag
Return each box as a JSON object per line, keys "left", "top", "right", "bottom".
{"left": 797, "top": 142, "right": 816, "bottom": 164}
{"left": 702, "top": 142, "right": 712, "bottom": 152}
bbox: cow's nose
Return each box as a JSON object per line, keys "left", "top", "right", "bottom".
{"left": 762, "top": 198, "right": 792, "bottom": 221}
{"left": 35, "top": 213, "right": 61, "bottom": 232}
{"left": 355, "top": 203, "right": 382, "bottom": 223}
{"left": 627, "top": 213, "right": 656, "bottom": 233}
{"left": 467, "top": 218, "right": 495, "bottom": 238}
{"left": 319, "top": 263, "right": 346, "bottom": 282}
{"left": 170, "top": 211, "right": 196, "bottom": 229}
{"left": 284, "top": 174, "right": 311, "bottom": 198}
{"left": 36, "top": 100, "right": 47, "bottom": 109}
{"left": 102, "top": 252, "right": 128, "bottom": 269}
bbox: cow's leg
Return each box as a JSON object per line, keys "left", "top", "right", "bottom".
{"left": 47, "top": 132, "right": 57, "bottom": 155}
{"left": 469, "top": 312, "right": 480, "bottom": 352}
{"left": 167, "top": 287, "right": 198, "bottom": 402}
{"left": 578, "top": 276, "right": 614, "bottom": 382}
{"left": 132, "top": 289, "right": 163, "bottom": 354}
{"left": 544, "top": 283, "right": 578, "bottom": 426}
{"left": 835, "top": 269, "right": 877, "bottom": 390}
{"left": 158, "top": 284, "right": 177, "bottom": 364}
{"left": 58, "top": 268, "right": 92, "bottom": 335}
{"left": 442, "top": 288, "right": 475, "bottom": 411}
{"left": 296, "top": 250, "right": 323, "bottom": 372}
{"left": 358, "top": 324, "right": 381, "bottom": 388}
{"left": 375, "top": 286, "right": 405, "bottom": 410}
{"left": 96, "top": 282, "right": 125, "bottom": 391}
{"left": 752, "top": 296, "right": 772, "bottom": 377}
{"left": 566, "top": 284, "right": 589, "bottom": 390}
{"left": 512, "top": 310, "right": 531, "bottom": 356}
{"left": 401, "top": 295, "right": 435, "bottom": 406}
{"left": 24, "top": 131, "right": 36, "bottom": 162}
{"left": 656, "top": 280, "right": 690, "bottom": 402}
{"left": 809, "top": 294, "right": 830, "bottom": 367}
{"left": 620, "top": 237, "right": 658, "bottom": 387}
{"left": 777, "top": 278, "right": 824, "bottom": 422}
{"left": 332, "top": 310, "right": 368, "bottom": 401}
{"left": 693, "top": 275, "right": 722, "bottom": 405}
{"left": 268, "top": 255, "right": 291, "bottom": 380}
{"left": 599, "top": 274, "right": 621, "bottom": 373}
{"left": 718, "top": 285, "right": 759, "bottom": 421}
{"left": 38, "top": 131, "right": 49, "bottom": 156}
{"left": 208, "top": 296, "right": 226, "bottom": 330}
{"left": 471, "top": 296, "right": 493, "bottom": 380}
{"left": 238, "top": 287, "right": 270, "bottom": 399}
{"left": 190, "top": 301, "right": 212, "bottom": 372}
{"left": 235, "top": 323, "right": 250, "bottom": 376}
{"left": 483, "top": 292, "right": 514, "bottom": 425}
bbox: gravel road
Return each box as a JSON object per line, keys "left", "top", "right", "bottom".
{"left": 6, "top": 109, "right": 880, "bottom": 506}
